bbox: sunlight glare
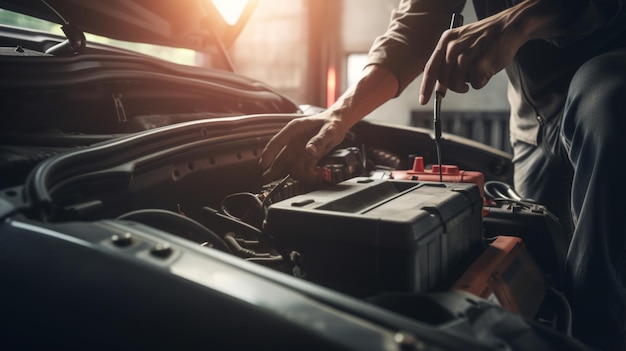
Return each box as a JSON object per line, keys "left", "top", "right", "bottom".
{"left": 211, "top": 0, "right": 249, "bottom": 25}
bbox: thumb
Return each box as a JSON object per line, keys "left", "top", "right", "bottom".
{"left": 306, "top": 119, "right": 347, "bottom": 158}
{"left": 305, "top": 129, "right": 337, "bottom": 160}
{"left": 305, "top": 136, "right": 324, "bottom": 160}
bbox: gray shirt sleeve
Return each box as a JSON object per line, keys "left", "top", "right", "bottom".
{"left": 365, "top": 0, "right": 466, "bottom": 96}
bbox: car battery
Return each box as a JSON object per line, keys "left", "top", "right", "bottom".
{"left": 263, "top": 178, "right": 484, "bottom": 296}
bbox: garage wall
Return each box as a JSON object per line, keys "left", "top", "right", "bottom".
{"left": 228, "top": 0, "right": 310, "bottom": 104}
{"left": 230, "top": 0, "right": 341, "bottom": 107}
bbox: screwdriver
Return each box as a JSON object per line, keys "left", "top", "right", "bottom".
{"left": 433, "top": 13, "right": 463, "bottom": 182}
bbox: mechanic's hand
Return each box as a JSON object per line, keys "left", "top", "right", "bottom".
{"left": 258, "top": 112, "right": 349, "bottom": 184}
{"left": 419, "top": 11, "right": 527, "bottom": 105}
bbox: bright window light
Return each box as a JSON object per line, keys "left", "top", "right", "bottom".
{"left": 211, "top": 0, "right": 248, "bottom": 25}
{"left": 347, "top": 53, "right": 368, "bottom": 87}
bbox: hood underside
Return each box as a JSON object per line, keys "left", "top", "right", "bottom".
{"left": 0, "top": 0, "right": 256, "bottom": 51}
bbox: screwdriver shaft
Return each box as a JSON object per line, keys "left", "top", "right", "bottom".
{"left": 433, "top": 13, "right": 463, "bottom": 182}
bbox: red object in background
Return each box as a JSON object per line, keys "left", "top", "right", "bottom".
{"left": 390, "top": 156, "right": 486, "bottom": 203}
{"left": 452, "top": 236, "right": 547, "bottom": 318}
{"left": 326, "top": 66, "right": 337, "bottom": 108}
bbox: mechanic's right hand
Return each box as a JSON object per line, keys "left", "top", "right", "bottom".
{"left": 258, "top": 112, "right": 349, "bottom": 184}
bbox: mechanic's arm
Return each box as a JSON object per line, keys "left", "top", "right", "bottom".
{"left": 420, "top": 0, "right": 626, "bottom": 104}
{"left": 259, "top": 0, "right": 462, "bottom": 183}
{"left": 258, "top": 64, "right": 398, "bottom": 183}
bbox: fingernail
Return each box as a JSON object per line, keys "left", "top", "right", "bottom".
{"left": 419, "top": 94, "right": 426, "bottom": 105}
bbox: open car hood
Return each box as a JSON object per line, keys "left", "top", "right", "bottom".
{"left": 0, "top": 0, "right": 256, "bottom": 51}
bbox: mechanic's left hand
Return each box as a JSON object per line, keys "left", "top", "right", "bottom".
{"left": 258, "top": 113, "right": 349, "bottom": 184}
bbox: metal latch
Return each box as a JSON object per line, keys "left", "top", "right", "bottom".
{"left": 112, "top": 94, "right": 127, "bottom": 123}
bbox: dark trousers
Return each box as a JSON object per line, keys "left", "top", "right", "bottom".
{"left": 512, "top": 48, "right": 626, "bottom": 351}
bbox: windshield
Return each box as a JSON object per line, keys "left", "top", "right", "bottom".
{"left": 0, "top": 8, "right": 198, "bottom": 66}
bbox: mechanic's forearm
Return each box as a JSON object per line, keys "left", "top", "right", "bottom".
{"left": 326, "top": 64, "right": 399, "bottom": 131}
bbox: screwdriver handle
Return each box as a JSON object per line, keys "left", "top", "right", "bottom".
{"left": 434, "top": 13, "right": 464, "bottom": 96}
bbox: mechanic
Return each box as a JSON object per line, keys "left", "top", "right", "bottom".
{"left": 258, "top": 0, "right": 626, "bottom": 350}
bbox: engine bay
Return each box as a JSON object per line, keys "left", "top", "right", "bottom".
{"left": 0, "top": 109, "right": 570, "bottom": 322}
{"left": 0, "top": 88, "right": 581, "bottom": 351}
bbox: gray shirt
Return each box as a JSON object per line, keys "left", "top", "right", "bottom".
{"left": 367, "top": 0, "right": 626, "bottom": 145}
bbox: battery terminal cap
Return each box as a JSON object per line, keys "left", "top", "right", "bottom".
{"left": 411, "top": 156, "right": 425, "bottom": 172}
{"left": 432, "top": 164, "right": 459, "bottom": 174}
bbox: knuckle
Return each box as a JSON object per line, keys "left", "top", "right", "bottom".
{"left": 440, "top": 29, "right": 453, "bottom": 41}
{"left": 456, "top": 53, "right": 469, "bottom": 67}
{"left": 470, "top": 75, "right": 489, "bottom": 89}
{"left": 287, "top": 118, "right": 302, "bottom": 128}
{"left": 308, "top": 135, "right": 323, "bottom": 145}
{"left": 424, "top": 60, "right": 434, "bottom": 71}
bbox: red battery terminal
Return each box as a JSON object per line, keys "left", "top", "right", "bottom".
{"left": 391, "top": 156, "right": 487, "bottom": 204}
